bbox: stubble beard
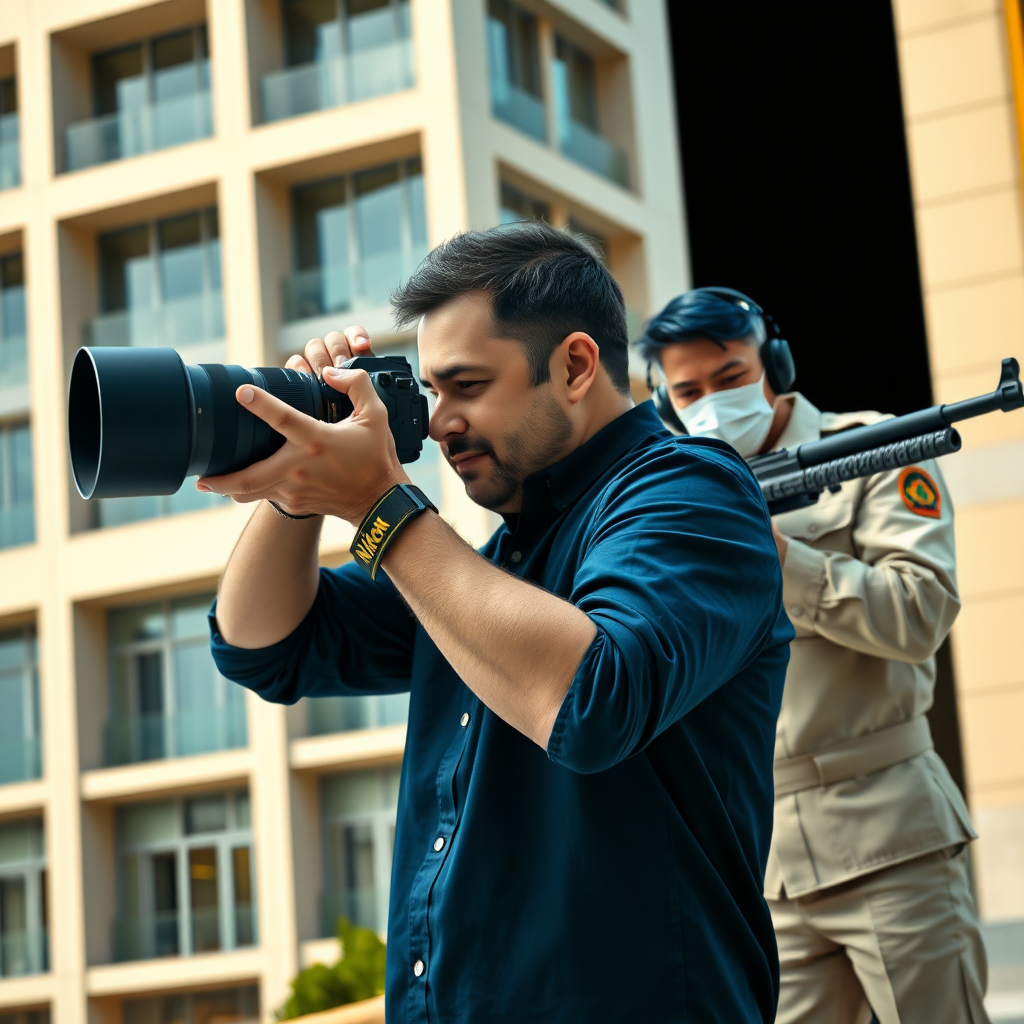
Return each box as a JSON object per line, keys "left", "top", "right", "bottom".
{"left": 458, "top": 390, "right": 575, "bottom": 513}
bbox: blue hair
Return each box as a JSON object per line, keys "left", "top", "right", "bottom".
{"left": 635, "top": 290, "right": 766, "bottom": 363}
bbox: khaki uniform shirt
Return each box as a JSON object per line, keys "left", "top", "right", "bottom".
{"left": 764, "top": 393, "right": 977, "bottom": 900}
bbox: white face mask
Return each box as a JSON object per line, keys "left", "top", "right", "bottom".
{"left": 673, "top": 374, "right": 775, "bottom": 457}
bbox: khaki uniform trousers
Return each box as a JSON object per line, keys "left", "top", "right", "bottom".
{"left": 768, "top": 847, "right": 990, "bottom": 1024}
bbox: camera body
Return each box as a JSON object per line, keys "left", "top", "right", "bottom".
{"left": 342, "top": 356, "right": 430, "bottom": 465}
{"left": 68, "top": 347, "right": 431, "bottom": 500}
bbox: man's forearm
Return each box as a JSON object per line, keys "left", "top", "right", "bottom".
{"left": 216, "top": 502, "right": 323, "bottom": 649}
{"left": 381, "top": 512, "right": 596, "bottom": 747}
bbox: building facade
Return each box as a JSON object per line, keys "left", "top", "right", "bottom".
{"left": 0, "top": 2, "right": 687, "bottom": 1024}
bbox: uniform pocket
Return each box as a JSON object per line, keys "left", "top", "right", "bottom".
{"left": 777, "top": 498, "right": 854, "bottom": 541}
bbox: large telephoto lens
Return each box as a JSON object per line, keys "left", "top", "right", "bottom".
{"left": 69, "top": 347, "right": 363, "bottom": 500}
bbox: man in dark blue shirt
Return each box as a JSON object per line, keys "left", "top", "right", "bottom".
{"left": 201, "top": 223, "right": 793, "bottom": 1023}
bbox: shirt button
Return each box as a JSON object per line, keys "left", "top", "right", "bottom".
{"left": 510, "top": 550, "right": 522, "bottom": 563}
{"left": 790, "top": 606, "right": 803, "bottom": 617}
{"left": 433, "top": 836, "right": 445, "bottom": 852}
{"left": 460, "top": 712, "right": 470, "bottom": 727}
{"left": 413, "top": 959, "right": 425, "bottom": 977}
{"left": 808, "top": 525, "right": 818, "bottom": 534}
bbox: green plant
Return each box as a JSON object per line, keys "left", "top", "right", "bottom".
{"left": 274, "top": 918, "right": 387, "bottom": 1020}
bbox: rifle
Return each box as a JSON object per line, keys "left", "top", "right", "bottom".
{"left": 749, "top": 358, "right": 1024, "bottom": 516}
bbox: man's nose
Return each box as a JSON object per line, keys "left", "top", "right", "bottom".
{"left": 427, "top": 397, "right": 468, "bottom": 443}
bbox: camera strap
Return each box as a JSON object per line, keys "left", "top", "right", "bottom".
{"left": 350, "top": 483, "right": 438, "bottom": 580}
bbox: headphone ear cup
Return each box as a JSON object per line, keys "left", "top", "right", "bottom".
{"left": 652, "top": 383, "right": 687, "bottom": 434}
{"left": 762, "top": 338, "right": 796, "bottom": 395}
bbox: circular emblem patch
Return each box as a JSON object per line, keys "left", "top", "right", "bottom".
{"left": 898, "top": 466, "right": 941, "bottom": 518}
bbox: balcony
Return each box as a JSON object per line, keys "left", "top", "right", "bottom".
{"left": 0, "top": 331, "right": 26, "bottom": 390}
{"left": 0, "top": 929, "right": 48, "bottom": 977}
{"left": 65, "top": 80, "right": 212, "bottom": 173}
{"left": 0, "top": 112, "right": 18, "bottom": 190}
{"left": 308, "top": 693, "right": 409, "bottom": 736}
{"left": 0, "top": 737, "right": 41, "bottom": 786}
{"left": 85, "top": 290, "right": 224, "bottom": 349}
{"left": 105, "top": 704, "right": 247, "bottom": 767}
{"left": 558, "top": 118, "right": 629, "bottom": 188}
{"left": 320, "top": 888, "right": 381, "bottom": 937}
{"left": 114, "top": 905, "right": 255, "bottom": 962}
{"left": 491, "top": 79, "right": 546, "bottom": 143}
{"left": 0, "top": 501, "right": 33, "bottom": 549}
{"left": 261, "top": 40, "right": 414, "bottom": 124}
{"left": 283, "top": 247, "right": 427, "bottom": 323}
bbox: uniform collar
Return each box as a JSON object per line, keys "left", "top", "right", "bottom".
{"left": 508, "top": 402, "right": 668, "bottom": 526}
{"left": 772, "top": 393, "right": 822, "bottom": 450}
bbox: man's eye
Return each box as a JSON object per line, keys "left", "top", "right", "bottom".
{"left": 723, "top": 374, "right": 747, "bottom": 386}
{"left": 457, "top": 380, "right": 486, "bottom": 390}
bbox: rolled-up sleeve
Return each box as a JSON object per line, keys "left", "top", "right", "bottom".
{"left": 210, "top": 561, "right": 417, "bottom": 704}
{"left": 546, "top": 443, "right": 791, "bottom": 774}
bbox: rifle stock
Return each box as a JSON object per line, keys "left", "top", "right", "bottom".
{"left": 748, "top": 357, "right": 1023, "bottom": 516}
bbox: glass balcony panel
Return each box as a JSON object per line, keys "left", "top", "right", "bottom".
{"left": 558, "top": 118, "right": 629, "bottom": 188}
{"left": 65, "top": 77, "right": 212, "bottom": 172}
{"left": 114, "top": 912, "right": 179, "bottom": 962}
{"left": 260, "top": 39, "right": 414, "bottom": 123}
{"left": 0, "top": 113, "right": 19, "bottom": 191}
{"left": 0, "top": 334, "right": 27, "bottom": 391}
{"left": 282, "top": 247, "right": 425, "bottom": 322}
{"left": 233, "top": 903, "right": 256, "bottom": 947}
{"left": 0, "top": 503, "right": 34, "bottom": 549}
{"left": 104, "top": 702, "right": 248, "bottom": 767}
{"left": 0, "top": 738, "right": 42, "bottom": 786}
{"left": 0, "top": 929, "right": 48, "bottom": 977}
{"left": 491, "top": 81, "right": 546, "bottom": 142}
{"left": 319, "top": 887, "right": 380, "bottom": 936}
{"left": 308, "top": 692, "right": 409, "bottom": 736}
{"left": 85, "top": 290, "right": 224, "bottom": 348}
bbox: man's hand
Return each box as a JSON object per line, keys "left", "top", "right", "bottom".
{"left": 772, "top": 522, "right": 789, "bottom": 566}
{"left": 198, "top": 327, "right": 409, "bottom": 525}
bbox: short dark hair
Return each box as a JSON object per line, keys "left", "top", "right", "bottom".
{"left": 391, "top": 222, "right": 631, "bottom": 393}
{"left": 636, "top": 290, "right": 766, "bottom": 364}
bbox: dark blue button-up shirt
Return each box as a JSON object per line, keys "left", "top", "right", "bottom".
{"left": 210, "top": 402, "right": 792, "bottom": 1023}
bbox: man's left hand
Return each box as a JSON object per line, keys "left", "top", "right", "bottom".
{"left": 197, "top": 367, "right": 409, "bottom": 525}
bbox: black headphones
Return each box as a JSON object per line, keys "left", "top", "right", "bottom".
{"left": 647, "top": 287, "right": 796, "bottom": 434}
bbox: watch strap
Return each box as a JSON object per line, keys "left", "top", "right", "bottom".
{"left": 350, "top": 483, "right": 438, "bottom": 579}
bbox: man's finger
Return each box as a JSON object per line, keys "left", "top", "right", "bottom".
{"left": 322, "top": 367, "right": 386, "bottom": 419}
{"left": 303, "top": 337, "right": 334, "bottom": 378}
{"left": 235, "top": 384, "right": 316, "bottom": 442}
{"left": 342, "top": 327, "right": 373, "bottom": 362}
{"left": 285, "top": 353, "right": 314, "bottom": 374}
{"left": 197, "top": 441, "right": 294, "bottom": 498}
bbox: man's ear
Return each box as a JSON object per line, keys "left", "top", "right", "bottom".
{"left": 555, "top": 332, "right": 600, "bottom": 404}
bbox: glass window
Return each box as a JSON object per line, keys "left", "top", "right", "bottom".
{"left": 286, "top": 158, "right": 426, "bottom": 320}
{"left": 115, "top": 792, "right": 255, "bottom": 962}
{"left": 320, "top": 767, "right": 399, "bottom": 937}
{"left": 284, "top": 0, "right": 341, "bottom": 65}
{"left": 0, "top": 422, "right": 34, "bottom": 549}
{"left": 105, "top": 596, "right": 247, "bottom": 766}
{"left": 499, "top": 182, "right": 549, "bottom": 224}
{"left": 0, "top": 79, "right": 16, "bottom": 117}
{"left": 0, "top": 626, "right": 41, "bottom": 785}
{"left": 124, "top": 986, "right": 259, "bottom": 1024}
{"left": 283, "top": 0, "right": 410, "bottom": 66}
{"left": 0, "top": 253, "right": 26, "bottom": 390}
{"left": 98, "top": 225, "right": 151, "bottom": 314}
{"left": 0, "top": 819, "right": 47, "bottom": 978}
{"left": 487, "top": 1, "right": 541, "bottom": 97}
{"left": 554, "top": 37, "right": 598, "bottom": 130}
{"left": 93, "top": 44, "right": 145, "bottom": 117}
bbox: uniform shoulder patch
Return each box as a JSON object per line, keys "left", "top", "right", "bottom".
{"left": 898, "top": 466, "right": 941, "bottom": 518}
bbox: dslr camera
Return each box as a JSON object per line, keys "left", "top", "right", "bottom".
{"left": 68, "top": 347, "right": 430, "bottom": 500}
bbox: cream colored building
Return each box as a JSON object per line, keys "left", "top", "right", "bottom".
{"left": 0, "top": 2, "right": 687, "bottom": 1024}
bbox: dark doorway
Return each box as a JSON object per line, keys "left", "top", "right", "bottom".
{"left": 668, "top": 0, "right": 932, "bottom": 417}
{"left": 667, "top": 0, "right": 966, "bottom": 789}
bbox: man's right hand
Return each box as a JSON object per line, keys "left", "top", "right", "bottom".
{"left": 286, "top": 326, "right": 375, "bottom": 376}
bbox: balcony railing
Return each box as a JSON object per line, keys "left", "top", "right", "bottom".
{"left": 0, "top": 929, "right": 48, "bottom": 977}
{"left": 104, "top": 702, "right": 248, "bottom": 766}
{"left": 114, "top": 912, "right": 179, "bottom": 962}
{"left": 308, "top": 693, "right": 410, "bottom": 736}
{"left": 557, "top": 118, "right": 629, "bottom": 188}
{"left": 0, "top": 502, "right": 34, "bottom": 550}
{"left": 0, "top": 333, "right": 27, "bottom": 390}
{"left": 283, "top": 247, "right": 427, "bottom": 323}
{"left": 261, "top": 40, "right": 414, "bottom": 123}
{"left": 114, "top": 905, "right": 256, "bottom": 962}
{"left": 0, "top": 113, "right": 19, "bottom": 190}
{"left": 320, "top": 888, "right": 382, "bottom": 937}
{"left": 65, "top": 81, "right": 213, "bottom": 172}
{"left": 0, "top": 737, "right": 42, "bottom": 786}
{"left": 85, "top": 290, "right": 224, "bottom": 349}
{"left": 490, "top": 80, "right": 546, "bottom": 143}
